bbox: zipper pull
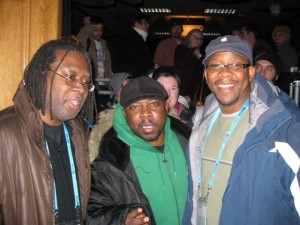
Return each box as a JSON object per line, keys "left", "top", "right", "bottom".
{"left": 162, "top": 153, "right": 168, "bottom": 163}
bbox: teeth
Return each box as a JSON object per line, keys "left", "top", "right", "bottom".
{"left": 219, "top": 84, "right": 233, "bottom": 88}
{"left": 143, "top": 126, "right": 152, "bottom": 128}
{"left": 70, "top": 100, "right": 79, "bottom": 105}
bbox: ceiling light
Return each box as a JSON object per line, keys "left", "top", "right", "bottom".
{"left": 204, "top": 8, "right": 236, "bottom": 15}
{"left": 203, "top": 33, "right": 221, "bottom": 37}
{"left": 140, "top": 8, "right": 171, "bottom": 14}
{"left": 154, "top": 32, "right": 170, "bottom": 36}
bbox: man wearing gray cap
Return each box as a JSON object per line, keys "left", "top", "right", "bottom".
{"left": 110, "top": 72, "right": 132, "bottom": 103}
{"left": 184, "top": 35, "right": 300, "bottom": 225}
{"left": 86, "top": 76, "right": 191, "bottom": 225}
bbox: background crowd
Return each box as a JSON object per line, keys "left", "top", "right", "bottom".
{"left": 0, "top": 11, "right": 299, "bottom": 225}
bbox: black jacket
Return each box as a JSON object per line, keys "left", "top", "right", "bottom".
{"left": 85, "top": 116, "right": 191, "bottom": 225}
{"left": 112, "top": 28, "right": 153, "bottom": 77}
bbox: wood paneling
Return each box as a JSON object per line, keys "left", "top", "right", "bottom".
{"left": 0, "top": 0, "right": 62, "bottom": 110}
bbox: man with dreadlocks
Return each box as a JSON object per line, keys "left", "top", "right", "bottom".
{"left": 0, "top": 39, "right": 96, "bottom": 225}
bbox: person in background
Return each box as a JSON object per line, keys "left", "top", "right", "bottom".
{"left": 153, "top": 66, "right": 193, "bottom": 124}
{"left": 88, "top": 72, "right": 132, "bottom": 162}
{"left": 86, "top": 76, "right": 190, "bottom": 225}
{"left": 0, "top": 40, "right": 96, "bottom": 225}
{"left": 110, "top": 72, "right": 132, "bottom": 104}
{"left": 77, "top": 16, "right": 113, "bottom": 111}
{"left": 174, "top": 29, "right": 210, "bottom": 106}
{"left": 112, "top": 13, "right": 153, "bottom": 77}
{"left": 254, "top": 50, "right": 282, "bottom": 82}
{"left": 153, "top": 22, "right": 184, "bottom": 68}
{"left": 272, "top": 25, "right": 298, "bottom": 70}
{"left": 77, "top": 16, "right": 112, "bottom": 86}
{"left": 61, "top": 34, "right": 81, "bottom": 45}
{"left": 240, "top": 22, "right": 272, "bottom": 59}
{"left": 184, "top": 35, "right": 300, "bottom": 225}
{"left": 231, "top": 25, "right": 241, "bottom": 38}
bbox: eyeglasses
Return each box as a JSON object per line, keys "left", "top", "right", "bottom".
{"left": 205, "top": 63, "right": 250, "bottom": 73}
{"left": 49, "top": 69, "right": 95, "bottom": 92}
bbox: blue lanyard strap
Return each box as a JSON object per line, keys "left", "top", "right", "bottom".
{"left": 45, "top": 123, "right": 81, "bottom": 213}
{"left": 198, "top": 99, "right": 250, "bottom": 191}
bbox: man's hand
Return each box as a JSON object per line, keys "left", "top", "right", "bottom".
{"left": 125, "top": 208, "right": 150, "bottom": 225}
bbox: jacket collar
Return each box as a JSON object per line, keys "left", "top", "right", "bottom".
{"left": 201, "top": 74, "right": 294, "bottom": 133}
{"left": 13, "top": 85, "right": 88, "bottom": 147}
{"left": 14, "top": 85, "right": 45, "bottom": 147}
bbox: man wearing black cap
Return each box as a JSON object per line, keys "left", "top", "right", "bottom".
{"left": 86, "top": 76, "right": 191, "bottom": 225}
{"left": 184, "top": 35, "right": 300, "bottom": 225}
{"left": 254, "top": 50, "right": 282, "bottom": 82}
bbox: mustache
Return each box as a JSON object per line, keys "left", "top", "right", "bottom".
{"left": 138, "top": 119, "right": 158, "bottom": 128}
{"left": 68, "top": 95, "right": 84, "bottom": 102}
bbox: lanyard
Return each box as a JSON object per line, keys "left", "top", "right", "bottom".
{"left": 45, "top": 123, "right": 81, "bottom": 215}
{"left": 197, "top": 99, "right": 250, "bottom": 194}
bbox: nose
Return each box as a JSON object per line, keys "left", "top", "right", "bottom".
{"left": 140, "top": 105, "right": 152, "bottom": 119}
{"left": 261, "top": 68, "right": 267, "bottom": 76}
{"left": 217, "top": 67, "right": 233, "bottom": 78}
{"left": 74, "top": 83, "right": 86, "bottom": 94}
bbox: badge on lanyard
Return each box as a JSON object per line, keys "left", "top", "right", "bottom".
{"left": 196, "top": 99, "right": 250, "bottom": 225}
{"left": 197, "top": 196, "right": 208, "bottom": 225}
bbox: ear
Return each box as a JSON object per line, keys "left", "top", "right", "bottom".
{"left": 122, "top": 109, "right": 126, "bottom": 117}
{"left": 248, "top": 66, "right": 256, "bottom": 81}
{"left": 165, "top": 101, "right": 170, "bottom": 112}
{"left": 203, "top": 70, "right": 208, "bottom": 80}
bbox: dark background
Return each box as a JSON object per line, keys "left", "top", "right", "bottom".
{"left": 62, "top": 0, "right": 300, "bottom": 65}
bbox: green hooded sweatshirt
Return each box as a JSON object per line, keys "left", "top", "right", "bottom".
{"left": 113, "top": 103, "right": 188, "bottom": 225}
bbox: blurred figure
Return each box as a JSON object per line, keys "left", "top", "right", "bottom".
{"left": 153, "top": 22, "right": 184, "bottom": 67}
{"left": 77, "top": 16, "right": 113, "bottom": 111}
{"left": 88, "top": 72, "right": 132, "bottom": 162}
{"left": 254, "top": 50, "right": 282, "bottom": 82}
{"left": 61, "top": 35, "right": 81, "bottom": 45}
{"left": 175, "top": 95, "right": 194, "bottom": 125}
{"left": 112, "top": 13, "right": 153, "bottom": 77}
{"left": 231, "top": 26, "right": 241, "bottom": 38}
{"left": 153, "top": 66, "right": 181, "bottom": 116}
{"left": 77, "top": 16, "right": 112, "bottom": 82}
{"left": 272, "top": 25, "right": 298, "bottom": 70}
{"left": 110, "top": 72, "right": 132, "bottom": 103}
{"left": 174, "top": 29, "right": 210, "bottom": 105}
{"left": 240, "top": 22, "right": 271, "bottom": 58}
{"left": 153, "top": 66, "right": 193, "bottom": 124}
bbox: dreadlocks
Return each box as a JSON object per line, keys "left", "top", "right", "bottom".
{"left": 23, "top": 39, "right": 96, "bottom": 124}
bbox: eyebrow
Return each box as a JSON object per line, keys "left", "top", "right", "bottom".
{"left": 255, "top": 63, "right": 274, "bottom": 67}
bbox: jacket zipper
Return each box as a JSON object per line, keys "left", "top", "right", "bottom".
{"left": 162, "top": 153, "right": 181, "bottom": 225}
{"left": 124, "top": 178, "right": 141, "bottom": 203}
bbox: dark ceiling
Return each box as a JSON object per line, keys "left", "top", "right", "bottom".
{"left": 65, "top": 0, "right": 300, "bottom": 44}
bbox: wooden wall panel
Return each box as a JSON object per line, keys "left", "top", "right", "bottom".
{"left": 0, "top": 0, "right": 23, "bottom": 110}
{"left": 0, "top": 0, "right": 62, "bottom": 110}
